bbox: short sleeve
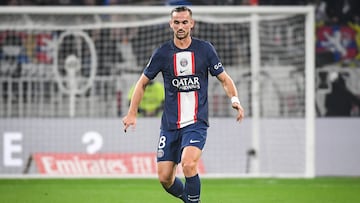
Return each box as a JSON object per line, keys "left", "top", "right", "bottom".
{"left": 206, "top": 42, "right": 224, "bottom": 76}
{"left": 143, "top": 48, "right": 164, "bottom": 80}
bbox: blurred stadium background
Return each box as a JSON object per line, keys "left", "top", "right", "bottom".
{"left": 0, "top": 0, "right": 359, "bottom": 180}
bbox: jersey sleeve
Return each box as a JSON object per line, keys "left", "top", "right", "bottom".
{"left": 143, "top": 48, "right": 164, "bottom": 80}
{"left": 206, "top": 42, "right": 224, "bottom": 76}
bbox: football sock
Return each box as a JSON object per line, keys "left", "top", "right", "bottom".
{"left": 164, "top": 177, "right": 187, "bottom": 202}
{"left": 184, "top": 174, "right": 201, "bottom": 202}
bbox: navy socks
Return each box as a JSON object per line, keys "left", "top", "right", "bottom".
{"left": 164, "top": 174, "right": 201, "bottom": 203}
{"left": 164, "top": 177, "right": 187, "bottom": 202}
{"left": 184, "top": 174, "right": 201, "bottom": 202}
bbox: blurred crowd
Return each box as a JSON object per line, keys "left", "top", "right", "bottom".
{"left": 0, "top": 0, "right": 317, "bottom": 6}
{"left": 1, "top": 0, "right": 359, "bottom": 24}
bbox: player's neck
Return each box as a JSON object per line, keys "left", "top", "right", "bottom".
{"left": 173, "top": 36, "right": 192, "bottom": 50}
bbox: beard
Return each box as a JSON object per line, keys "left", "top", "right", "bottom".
{"left": 175, "top": 30, "right": 189, "bottom": 40}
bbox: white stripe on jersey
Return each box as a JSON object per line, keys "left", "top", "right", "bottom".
{"left": 173, "top": 51, "right": 198, "bottom": 129}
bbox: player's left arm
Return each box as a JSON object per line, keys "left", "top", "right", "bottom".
{"left": 216, "top": 71, "right": 244, "bottom": 122}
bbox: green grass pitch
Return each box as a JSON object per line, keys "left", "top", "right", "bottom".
{"left": 1, "top": 177, "right": 359, "bottom": 203}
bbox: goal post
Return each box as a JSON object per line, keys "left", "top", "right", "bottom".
{"left": 0, "top": 6, "right": 315, "bottom": 177}
{"left": 243, "top": 6, "right": 316, "bottom": 177}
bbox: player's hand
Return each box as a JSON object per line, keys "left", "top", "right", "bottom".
{"left": 232, "top": 102, "right": 244, "bottom": 122}
{"left": 122, "top": 114, "right": 136, "bottom": 133}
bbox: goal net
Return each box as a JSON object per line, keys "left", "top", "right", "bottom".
{"left": 0, "top": 6, "right": 315, "bottom": 177}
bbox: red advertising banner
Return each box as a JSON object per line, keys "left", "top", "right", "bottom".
{"left": 33, "top": 153, "right": 205, "bottom": 175}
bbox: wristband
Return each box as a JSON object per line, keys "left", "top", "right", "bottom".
{"left": 231, "top": 96, "right": 240, "bottom": 105}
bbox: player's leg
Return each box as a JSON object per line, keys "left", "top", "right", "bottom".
{"left": 180, "top": 122, "right": 207, "bottom": 203}
{"left": 156, "top": 129, "right": 187, "bottom": 202}
{"left": 181, "top": 146, "right": 202, "bottom": 202}
{"left": 157, "top": 161, "right": 186, "bottom": 202}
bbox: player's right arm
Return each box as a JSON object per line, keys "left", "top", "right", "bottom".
{"left": 122, "top": 74, "right": 150, "bottom": 132}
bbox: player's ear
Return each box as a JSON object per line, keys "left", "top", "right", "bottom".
{"left": 169, "top": 19, "right": 174, "bottom": 29}
{"left": 191, "top": 19, "right": 195, "bottom": 29}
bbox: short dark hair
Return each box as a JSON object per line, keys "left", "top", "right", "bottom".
{"left": 171, "top": 6, "right": 192, "bottom": 17}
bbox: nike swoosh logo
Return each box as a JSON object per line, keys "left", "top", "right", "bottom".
{"left": 180, "top": 69, "right": 186, "bottom": 73}
{"left": 190, "top": 139, "right": 200, "bottom": 144}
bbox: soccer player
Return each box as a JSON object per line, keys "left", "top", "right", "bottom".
{"left": 122, "top": 6, "right": 244, "bottom": 203}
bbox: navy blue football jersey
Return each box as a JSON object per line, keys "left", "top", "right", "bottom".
{"left": 144, "top": 37, "right": 224, "bottom": 130}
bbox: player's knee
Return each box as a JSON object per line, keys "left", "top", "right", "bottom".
{"left": 181, "top": 160, "right": 197, "bottom": 175}
{"left": 158, "top": 175, "right": 173, "bottom": 188}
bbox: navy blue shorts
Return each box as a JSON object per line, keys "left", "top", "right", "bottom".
{"left": 156, "top": 121, "right": 208, "bottom": 163}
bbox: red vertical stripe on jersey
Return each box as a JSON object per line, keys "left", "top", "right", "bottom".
{"left": 191, "top": 52, "right": 198, "bottom": 121}
{"left": 193, "top": 91, "right": 198, "bottom": 122}
{"left": 173, "top": 53, "right": 181, "bottom": 128}
{"left": 177, "top": 92, "right": 181, "bottom": 129}
{"left": 191, "top": 52, "right": 195, "bottom": 74}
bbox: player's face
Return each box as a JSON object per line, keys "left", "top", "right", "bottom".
{"left": 170, "top": 11, "right": 194, "bottom": 40}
